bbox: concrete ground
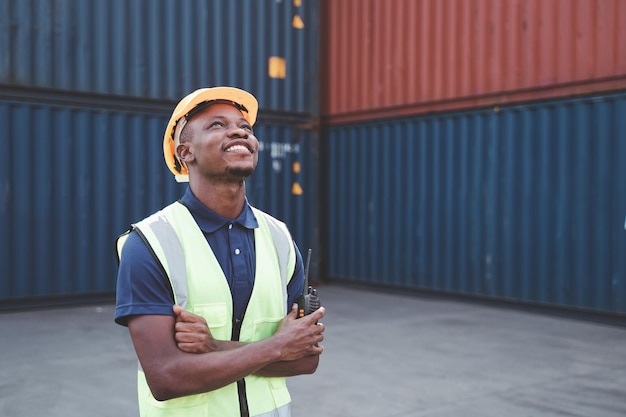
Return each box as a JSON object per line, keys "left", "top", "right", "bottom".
{"left": 1, "top": 284, "right": 625, "bottom": 417}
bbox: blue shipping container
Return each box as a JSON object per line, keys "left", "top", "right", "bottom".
{"left": 0, "top": 99, "right": 317, "bottom": 305}
{"left": 0, "top": 0, "right": 319, "bottom": 115}
{"left": 324, "top": 92, "right": 626, "bottom": 317}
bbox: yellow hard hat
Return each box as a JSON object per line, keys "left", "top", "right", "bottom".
{"left": 163, "top": 86, "right": 259, "bottom": 182}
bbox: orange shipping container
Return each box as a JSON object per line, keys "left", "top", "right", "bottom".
{"left": 321, "top": 0, "right": 626, "bottom": 124}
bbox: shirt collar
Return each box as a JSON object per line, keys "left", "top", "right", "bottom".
{"left": 180, "top": 187, "right": 258, "bottom": 233}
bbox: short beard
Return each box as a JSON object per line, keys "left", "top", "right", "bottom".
{"left": 226, "top": 166, "right": 255, "bottom": 180}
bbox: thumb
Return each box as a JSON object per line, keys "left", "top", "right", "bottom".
{"left": 173, "top": 305, "right": 206, "bottom": 324}
{"left": 174, "top": 305, "right": 195, "bottom": 322}
{"left": 287, "top": 303, "right": 299, "bottom": 319}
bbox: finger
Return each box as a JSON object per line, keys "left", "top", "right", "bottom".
{"left": 310, "top": 344, "right": 324, "bottom": 355}
{"left": 313, "top": 328, "right": 325, "bottom": 342}
{"left": 306, "top": 306, "right": 325, "bottom": 322}
{"left": 175, "top": 309, "right": 207, "bottom": 325}
{"left": 286, "top": 303, "right": 299, "bottom": 319}
{"left": 173, "top": 305, "right": 206, "bottom": 323}
{"left": 176, "top": 342, "right": 206, "bottom": 354}
{"left": 175, "top": 331, "right": 207, "bottom": 344}
{"left": 175, "top": 321, "right": 207, "bottom": 333}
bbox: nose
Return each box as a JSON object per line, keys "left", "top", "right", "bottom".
{"left": 227, "top": 125, "right": 248, "bottom": 138}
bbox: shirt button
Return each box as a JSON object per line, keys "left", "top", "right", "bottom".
{"left": 235, "top": 248, "right": 240, "bottom": 255}
{"left": 228, "top": 224, "right": 233, "bottom": 230}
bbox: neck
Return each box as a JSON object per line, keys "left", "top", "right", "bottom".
{"left": 189, "top": 178, "right": 247, "bottom": 219}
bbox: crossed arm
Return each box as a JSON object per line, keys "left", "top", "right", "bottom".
{"left": 127, "top": 304, "right": 325, "bottom": 401}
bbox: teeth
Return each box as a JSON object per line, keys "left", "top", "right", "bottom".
{"left": 226, "top": 145, "right": 248, "bottom": 152}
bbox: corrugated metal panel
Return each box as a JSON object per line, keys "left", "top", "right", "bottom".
{"left": 0, "top": 100, "right": 183, "bottom": 303}
{"left": 321, "top": 0, "right": 626, "bottom": 124}
{"left": 247, "top": 124, "right": 320, "bottom": 276}
{"left": 0, "top": 100, "right": 318, "bottom": 305}
{"left": 0, "top": 0, "right": 319, "bottom": 115}
{"left": 323, "top": 92, "right": 626, "bottom": 317}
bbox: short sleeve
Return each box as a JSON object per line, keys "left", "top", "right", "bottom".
{"left": 114, "top": 230, "right": 176, "bottom": 326}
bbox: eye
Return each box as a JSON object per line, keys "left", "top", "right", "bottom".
{"left": 209, "top": 121, "right": 225, "bottom": 128}
{"left": 241, "top": 124, "right": 253, "bottom": 132}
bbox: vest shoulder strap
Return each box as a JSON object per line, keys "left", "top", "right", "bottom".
{"left": 252, "top": 208, "right": 297, "bottom": 288}
{"left": 115, "top": 229, "right": 130, "bottom": 265}
{"left": 116, "top": 202, "right": 190, "bottom": 309}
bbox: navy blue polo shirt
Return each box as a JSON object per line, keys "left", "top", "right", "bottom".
{"left": 114, "top": 187, "right": 305, "bottom": 326}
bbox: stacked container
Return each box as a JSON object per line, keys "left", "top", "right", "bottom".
{"left": 0, "top": 0, "right": 320, "bottom": 306}
{"left": 322, "top": 0, "right": 626, "bottom": 122}
{"left": 320, "top": 0, "right": 626, "bottom": 318}
{"left": 3, "top": 0, "right": 625, "bottom": 320}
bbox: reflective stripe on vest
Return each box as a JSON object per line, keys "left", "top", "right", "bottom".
{"left": 140, "top": 212, "right": 189, "bottom": 309}
{"left": 256, "top": 403, "right": 291, "bottom": 417}
{"left": 252, "top": 207, "right": 293, "bottom": 314}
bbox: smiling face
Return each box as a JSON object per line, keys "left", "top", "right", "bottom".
{"left": 176, "top": 103, "right": 259, "bottom": 182}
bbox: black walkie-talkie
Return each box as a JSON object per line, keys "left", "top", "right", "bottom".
{"left": 297, "top": 249, "right": 320, "bottom": 318}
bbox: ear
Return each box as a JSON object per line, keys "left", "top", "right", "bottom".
{"left": 177, "top": 143, "right": 193, "bottom": 163}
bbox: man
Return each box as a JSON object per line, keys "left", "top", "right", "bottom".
{"left": 115, "top": 86, "right": 325, "bottom": 417}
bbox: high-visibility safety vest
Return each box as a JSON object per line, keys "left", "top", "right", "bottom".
{"left": 117, "top": 201, "right": 296, "bottom": 417}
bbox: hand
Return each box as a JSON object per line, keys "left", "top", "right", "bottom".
{"left": 272, "top": 304, "right": 326, "bottom": 361}
{"left": 172, "top": 305, "right": 217, "bottom": 354}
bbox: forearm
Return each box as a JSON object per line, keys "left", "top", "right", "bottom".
{"left": 151, "top": 338, "right": 281, "bottom": 400}
{"left": 255, "top": 354, "right": 320, "bottom": 377}
{"left": 212, "top": 340, "right": 320, "bottom": 377}
{"left": 130, "top": 315, "right": 282, "bottom": 401}
{"left": 164, "top": 305, "right": 325, "bottom": 397}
